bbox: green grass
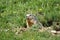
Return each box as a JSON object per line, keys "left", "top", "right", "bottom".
{"left": 0, "top": 0, "right": 60, "bottom": 40}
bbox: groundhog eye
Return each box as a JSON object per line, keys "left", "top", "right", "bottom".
{"left": 29, "top": 15, "right": 31, "bottom": 16}
{"left": 29, "top": 15, "right": 32, "bottom": 16}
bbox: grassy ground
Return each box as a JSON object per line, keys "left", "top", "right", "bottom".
{"left": 0, "top": 0, "right": 60, "bottom": 40}
{"left": 0, "top": 28, "right": 60, "bottom": 40}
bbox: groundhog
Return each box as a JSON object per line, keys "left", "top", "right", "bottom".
{"left": 26, "top": 14, "right": 43, "bottom": 29}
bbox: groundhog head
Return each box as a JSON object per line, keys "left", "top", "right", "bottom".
{"left": 26, "top": 14, "right": 35, "bottom": 20}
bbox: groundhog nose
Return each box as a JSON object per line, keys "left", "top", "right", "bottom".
{"left": 26, "top": 14, "right": 30, "bottom": 18}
